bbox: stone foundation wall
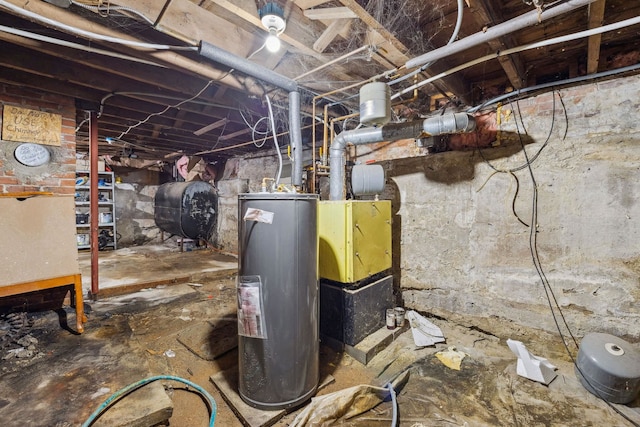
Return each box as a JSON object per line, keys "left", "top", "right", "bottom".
{"left": 222, "top": 73, "right": 640, "bottom": 340}
{"left": 378, "top": 74, "right": 640, "bottom": 340}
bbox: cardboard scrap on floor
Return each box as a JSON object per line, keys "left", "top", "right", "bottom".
{"left": 435, "top": 346, "right": 468, "bottom": 370}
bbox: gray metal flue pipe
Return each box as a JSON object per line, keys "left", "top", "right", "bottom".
{"left": 405, "top": 0, "right": 598, "bottom": 70}
{"left": 199, "top": 41, "right": 303, "bottom": 187}
{"left": 329, "top": 113, "right": 476, "bottom": 200}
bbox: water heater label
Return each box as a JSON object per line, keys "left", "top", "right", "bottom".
{"left": 237, "top": 275, "right": 267, "bottom": 339}
{"left": 243, "top": 208, "right": 274, "bottom": 224}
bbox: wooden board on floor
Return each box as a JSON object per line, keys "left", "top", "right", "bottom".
{"left": 210, "top": 366, "right": 286, "bottom": 427}
{"left": 93, "top": 380, "right": 173, "bottom": 427}
{"left": 177, "top": 318, "right": 238, "bottom": 361}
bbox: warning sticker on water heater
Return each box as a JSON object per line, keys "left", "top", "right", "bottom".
{"left": 243, "top": 208, "right": 274, "bottom": 224}
{"left": 237, "top": 276, "right": 267, "bottom": 339}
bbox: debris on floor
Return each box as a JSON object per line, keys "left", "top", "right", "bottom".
{"left": 435, "top": 346, "right": 467, "bottom": 371}
{"left": 0, "top": 277, "right": 638, "bottom": 427}
{"left": 290, "top": 371, "right": 409, "bottom": 427}
{"left": 406, "top": 310, "right": 445, "bottom": 347}
{"left": 507, "top": 338, "right": 558, "bottom": 385}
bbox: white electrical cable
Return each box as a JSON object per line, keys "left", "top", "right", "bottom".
{"left": 264, "top": 94, "right": 283, "bottom": 187}
{"left": 0, "top": 0, "right": 197, "bottom": 51}
{"left": 391, "top": 14, "right": 640, "bottom": 100}
{"left": 0, "top": 25, "right": 164, "bottom": 67}
{"left": 388, "top": 0, "right": 464, "bottom": 86}
{"left": 70, "top": 0, "right": 155, "bottom": 26}
{"left": 116, "top": 79, "right": 216, "bottom": 139}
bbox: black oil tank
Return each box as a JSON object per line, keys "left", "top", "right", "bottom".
{"left": 154, "top": 181, "right": 218, "bottom": 240}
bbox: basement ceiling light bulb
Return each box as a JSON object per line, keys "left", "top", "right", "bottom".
{"left": 259, "top": 2, "right": 285, "bottom": 54}
{"left": 265, "top": 31, "right": 281, "bottom": 53}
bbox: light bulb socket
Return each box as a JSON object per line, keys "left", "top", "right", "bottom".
{"left": 259, "top": 2, "right": 286, "bottom": 34}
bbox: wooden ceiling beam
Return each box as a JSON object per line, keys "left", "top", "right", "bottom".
{"left": 468, "top": 0, "right": 526, "bottom": 89}
{"left": 337, "top": 0, "right": 470, "bottom": 101}
{"left": 0, "top": 30, "right": 250, "bottom": 108}
{"left": 201, "top": 0, "right": 355, "bottom": 81}
{"left": 304, "top": 7, "right": 357, "bottom": 21}
{"left": 313, "top": 19, "right": 352, "bottom": 53}
{"left": 294, "top": 0, "right": 332, "bottom": 9}
{"left": 0, "top": 0, "right": 263, "bottom": 94}
{"left": 587, "top": 0, "right": 606, "bottom": 74}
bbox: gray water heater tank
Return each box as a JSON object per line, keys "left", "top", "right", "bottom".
{"left": 237, "top": 193, "right": 319, "bottom": 410}
{"left": 575, "top": 332, "right": 640, "bottom": 404}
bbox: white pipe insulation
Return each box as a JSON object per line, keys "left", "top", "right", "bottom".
{"left": 329, "top": 113, "right": 476, "bottom": 200}
{"left": 405, "top": 0, "right": 598, "bottom": 70}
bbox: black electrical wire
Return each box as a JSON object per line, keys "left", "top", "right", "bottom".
{"left": 509, "top": 98, "right": 640, "bottom": 427}
{"left": 475, "top": 89, "right": 566, "bottom": 226}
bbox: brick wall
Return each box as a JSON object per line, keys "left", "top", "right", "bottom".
{"left": 0, "top": 84, "right": 77, "bottom": 195}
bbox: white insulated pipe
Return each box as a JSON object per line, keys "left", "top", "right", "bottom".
{"left": 405, "top": 0, "right": 598, "bottom": 70}
{"left": 329, "top": 113, "right": 476, "bottom": 200}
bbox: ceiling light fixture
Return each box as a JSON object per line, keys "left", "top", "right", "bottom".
{"left": 259, "top": 2, "right": 286, "bottom": 53}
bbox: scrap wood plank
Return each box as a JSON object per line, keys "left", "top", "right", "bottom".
{"left": 177, "top": 318, "right": 238, "bottom": 360}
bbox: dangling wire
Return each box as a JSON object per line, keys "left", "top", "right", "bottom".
{"left": 264, "top": 94, "right": 283, "bottom": 186}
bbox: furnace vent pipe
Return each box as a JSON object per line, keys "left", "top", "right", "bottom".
{"left": 329, "top": 113, "right": 476, "bottom": 200}
{"left": 200, "top": 41, "right": 297, "bottom": 92}
{"left": 199, "top": 41, "right": 303, "bottom": 186}
{"left": 289, "top": 91, "right": 303, "bottom": 186}
{"left": 405, "top": 0, "right": 598, "bottom": 70}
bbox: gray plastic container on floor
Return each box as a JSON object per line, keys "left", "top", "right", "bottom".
{"left": 575, "top": 332, "right": 640, "bottom": 404}
{"left": 237, "top": 193, "right": 319, "bottom": 410}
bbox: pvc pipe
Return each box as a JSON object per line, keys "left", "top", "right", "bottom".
{"left": 0, "top": 0, "right": 196, "bottom": 50}
{"left": 0, "top": 25, "right": 164, "bottom": 67}
{"left": 405, "top": 0, "right": 598, "bottom": 69}
{"left": 388, "top": 0, "right": 462, "bottom": 87}
{"left": 393, "top": 14, "right": 640, "bottom": 100}
{"left": 329, "top": 113, "right": 475, "bottom": 200}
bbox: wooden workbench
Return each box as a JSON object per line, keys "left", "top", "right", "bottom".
{"left": 0, "top": 194, "right": 86, "bottom": 333}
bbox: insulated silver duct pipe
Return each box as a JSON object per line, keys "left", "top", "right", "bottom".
{"left": 199, "top": 41, "right": 303, "bottom": 186}
{"left": 199, "top": 41, "right": 298, "bottom": 92}
{"left": 405, "top": 0, "right": 598, "bottom": 70}
{"left": 329, "top": 113, "right": 476, "bottom": 200}
{"left": 289, "top": 91, "right": 303, "bottom": 186}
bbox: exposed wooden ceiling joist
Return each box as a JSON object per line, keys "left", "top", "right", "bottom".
{"left": 468, "top": 0, "right": 526, "bottom": 89}
{"left": 0, "top": 0, "right": 638, "bottom": 163}
{"left": 587, "top": 0, "right": 607, "bottom": 74}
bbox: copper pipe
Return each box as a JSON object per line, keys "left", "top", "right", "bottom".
{"left": 311, "top": 100, "right": 316, "bottom": 193}
{"left": 322, "top": 104, "right": 330, "bottom": 166}
{"left": 89, "top": 111, "right": 99, "bottom": 299}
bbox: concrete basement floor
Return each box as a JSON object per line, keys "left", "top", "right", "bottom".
{"left": 0, "top": 246, "right": 639, "bottom": 426}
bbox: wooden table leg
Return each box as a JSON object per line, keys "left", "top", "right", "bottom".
{"left": 73, "top": 274, "right": 86, "bottom": 334}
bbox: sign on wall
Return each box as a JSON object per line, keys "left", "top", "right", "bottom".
{"left": 2, "top": 105, "right": 62, "bottom": 146}
{"left": 14, "top": 143, "right": 51, "bottom": 167}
